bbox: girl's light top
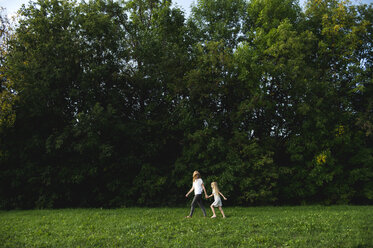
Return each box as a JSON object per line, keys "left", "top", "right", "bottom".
{"left": 193, "top": 178, "right": 204, "bottom": 195}
{"left": 212, "top": 189, "right": 223, "bottom": 207}
{"left": 213, "top": 189, "right": 221, "bottom": 201}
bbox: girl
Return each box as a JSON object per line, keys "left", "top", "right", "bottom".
{"left": 208, "top": 181, "right": 227, "bottom": 218}
{"left": 185, "top": 171, "right": 208, "bottom": 218}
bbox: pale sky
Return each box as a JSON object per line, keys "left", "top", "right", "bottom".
{"left": 0, "top": 0, "right": 199, "bottom": 16}
{"left": 1, "top": 0, "right": 372, "bottom": 18}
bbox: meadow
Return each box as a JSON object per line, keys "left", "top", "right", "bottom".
{"left": 1, "top": 205, "right": 372, "bottom": 247}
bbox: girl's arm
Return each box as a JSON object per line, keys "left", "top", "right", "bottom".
{"left": 185, "top": 186, "right": 194, "bottom": 197}
{"left": 202, "top": 183, "right": 208, "bottom": 198}
{"left": 219, "top": 191, "right": 227, "bottom": 200}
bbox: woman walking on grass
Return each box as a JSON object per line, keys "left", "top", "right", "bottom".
{"left": 208, "top": 181, "right": 227, "bottom": 218}
{"left": 185, "top": 171, "right": 208, "bottom": 218}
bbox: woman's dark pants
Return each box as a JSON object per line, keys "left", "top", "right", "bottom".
{"left": 189, "top": 194, "right": 206, "bottom": 217}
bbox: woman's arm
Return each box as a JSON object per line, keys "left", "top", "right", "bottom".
{"left": 219, "top": 191, "right": 227, "bottom": 200}
{"left": 185, "top": 186, "right": 194, "bottom": 197}
{"left": 202, "top": 183, "right": 208, "bottom": 198}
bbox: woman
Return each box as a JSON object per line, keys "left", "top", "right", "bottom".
{"left": 185, "top": 171, "right": 208, "bottom": 218}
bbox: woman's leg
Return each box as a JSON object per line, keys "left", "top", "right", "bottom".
{"left": 188, "top": 194, "right": 200, "bottom": 217}
{"left": 196, "top": 195, "right": 207, "bottom": 216}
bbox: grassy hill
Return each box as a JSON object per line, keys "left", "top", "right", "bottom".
{"left": 1, "top": 206, "right": 372, "bottom": 247}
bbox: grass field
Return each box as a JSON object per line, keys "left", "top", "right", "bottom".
{"left": 1, "top": 205, "right": 372, "bottom": 247}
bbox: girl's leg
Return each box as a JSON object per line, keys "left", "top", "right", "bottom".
{"left": 188, "top": 194, "right": 200, "bottom": 217}
{"left": 218, "top": 206, "right": 226, "bottom": 218}
{"left": 196, "top": 195, "right": 207, "bottom": 217}
{"left": 210, "top": 204, "right": 216, "bottom": 218}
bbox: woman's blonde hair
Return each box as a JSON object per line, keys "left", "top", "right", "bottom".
{"left": 192, "top": 171, "right": 201, "bottom": 182}
{"left": 211, "top": 182, "right": 219, "bottom": 192}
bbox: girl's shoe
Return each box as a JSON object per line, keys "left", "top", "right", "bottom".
{"left": 211, "top": 215, "right": 216, "bottom": 218}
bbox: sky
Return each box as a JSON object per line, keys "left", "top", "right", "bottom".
{"left": 0, "top": 0, "right": 198, "bottom": 18}
{"left": 1, "top": 0, "right": 372, "bottom": 18}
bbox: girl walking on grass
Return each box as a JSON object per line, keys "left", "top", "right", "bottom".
{"left": 185, "top": 171, "right": 208, "bottom": 218}
{"left": 208, "top": 181, "right": 227, "bottom": 218}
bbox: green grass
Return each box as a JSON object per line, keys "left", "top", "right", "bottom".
{"left": 1, "top": 206, "right": 372, "bottom": 247}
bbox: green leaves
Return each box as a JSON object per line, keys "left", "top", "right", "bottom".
{"left": 190, "top": 0, "right": 246, "bottom": 48}
{"left": 0, "top": 0, "right": 372, "bottom": 208}
{"left": 0, "top": 9, "right": 16, "bottom": 130}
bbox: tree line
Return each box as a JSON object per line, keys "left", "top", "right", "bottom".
{"left": 0, "top": 0, "right": 372, "bottom": 209}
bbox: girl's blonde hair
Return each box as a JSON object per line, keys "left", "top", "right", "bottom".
{"left": 192, "top": 171, "right": 201, "bottom": 182}
{"left": 211, "top": 182, "right": 219, "bottom": 192}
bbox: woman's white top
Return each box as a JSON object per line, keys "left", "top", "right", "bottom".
{"left": 212, "top": 189, "right": 223, "bottom": 207}
{"left": 193, "top": 178, "right": 204, "bottom": 195}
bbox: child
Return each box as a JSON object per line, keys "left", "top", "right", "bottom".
{"left": 185, "top": 171, "right": 208, "bottom": 218}
{"left": 208, "top": 181, "right": 227, "bottom": 218}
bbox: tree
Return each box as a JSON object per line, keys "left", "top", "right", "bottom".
{"left": 282, "top": 0, "right": 373, "bottom": 204}
{"left": 1, "top": 0, "right": 372, "bottom": 209}
{"left": 0, "top": 8, "right": 16, "bottom": 128}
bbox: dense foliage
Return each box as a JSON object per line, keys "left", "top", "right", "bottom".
{"left": 0, "top": 0, "right": 372, "bottom": 209}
